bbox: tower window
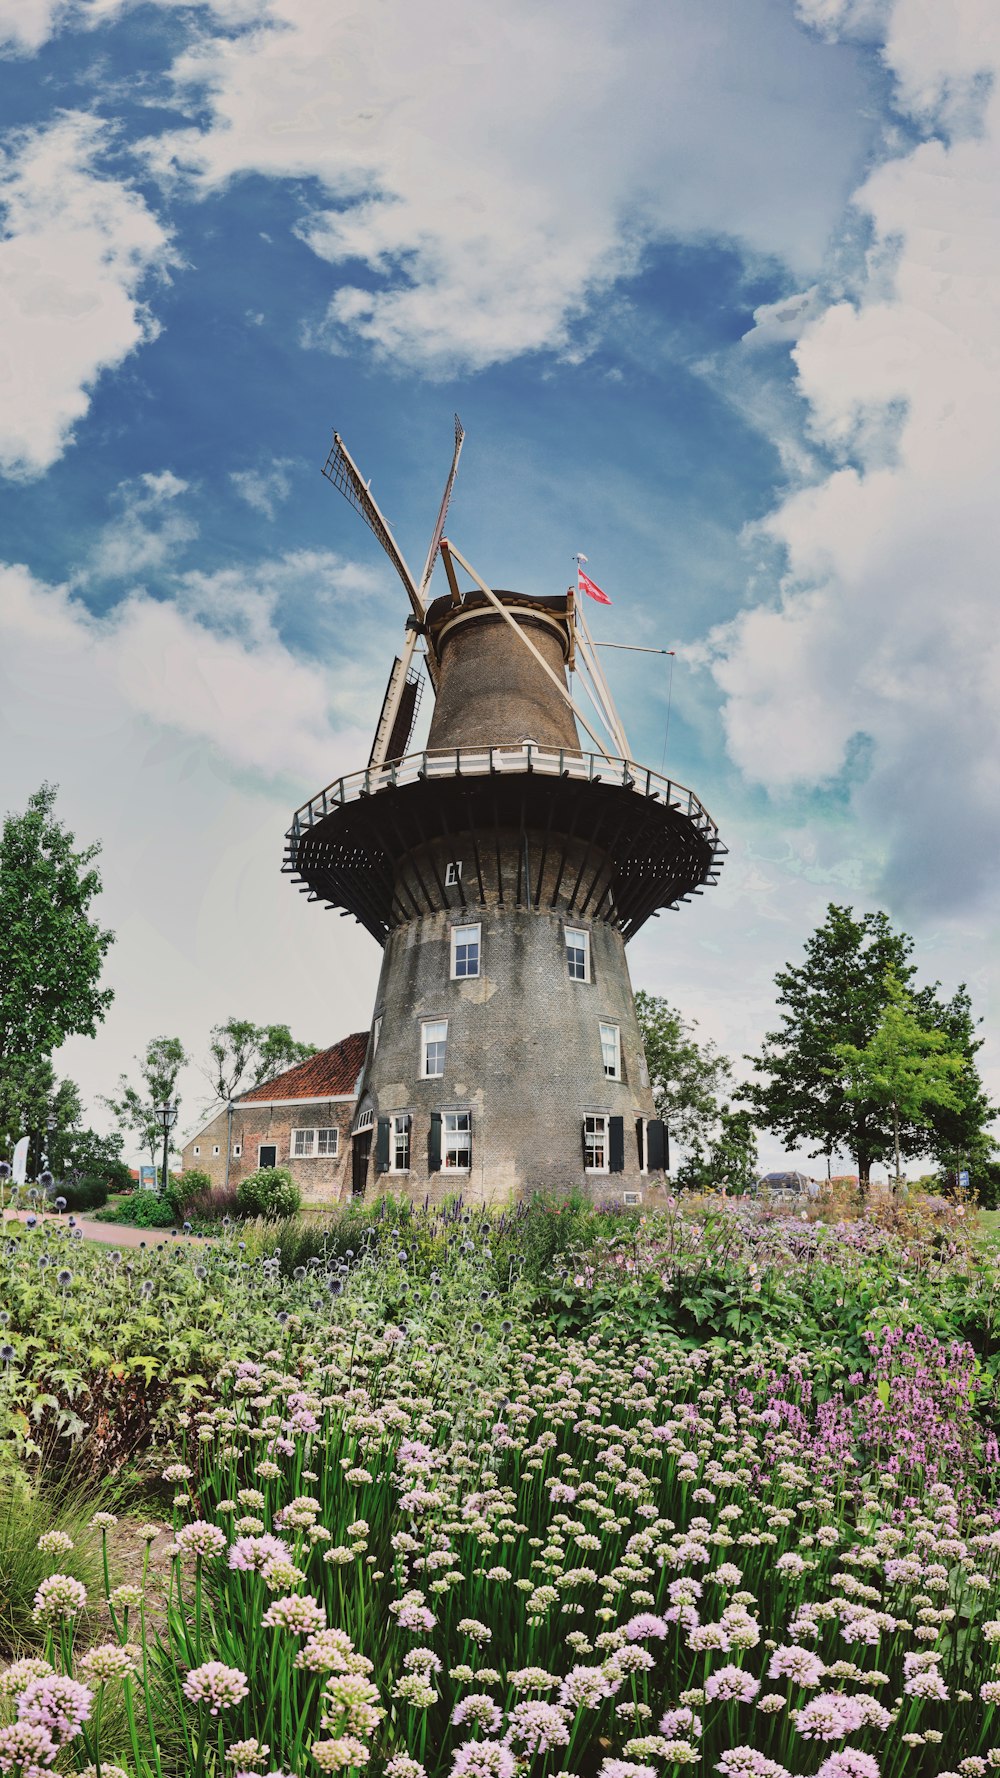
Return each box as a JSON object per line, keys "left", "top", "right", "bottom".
{"left": 443, "top": 1110, "right": 472, "bottom": 1170}
{"left": 232, "top": 1143, "right": 242, "bottom": 1158}
{"left": 566, "top": 928, "right": 589, "bottom": 981}
{"left": 451, "top": 922, "right": 481, "bottom": 979}
{"left": 390, "top": 1113, "right": 411, "bottom": 1173}
{"left": 445, "top": 860, "right": 463, "bottom": 886}
{"left": 372, "top": 1014, "right": 383, "bottom": 1054}
{"left": 421, "top": 1019, "right": 448, "bottom": 1078}
{"left": 584, "top": 1115, "right": 609, "bottom": 1172}
{"left": 600, "top": 1022, "right": 621, "bottom": 1080}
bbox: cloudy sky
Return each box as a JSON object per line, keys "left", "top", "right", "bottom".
{"left": 1, "top": 0, "right": 998, "bottom": 1175}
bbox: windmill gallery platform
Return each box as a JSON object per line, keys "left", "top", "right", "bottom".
{"left": 284, "top": 423, "right": 725, "bottom": 1204}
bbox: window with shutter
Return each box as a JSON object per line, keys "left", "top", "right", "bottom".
{"left": 583, "top": 1115, "right": 609, "bottom": 1171}
{"left": 375, "top": 1116, "right": 390, "bottom": 1175}
{"left": 646, "top": 1119, "right": 666, "bottom": 1171}
{"left": 428, "top": 1111, "right": 442, "bottom": 1172}
{"left": 609, "top": 1116, "right": 625, "bottom": 1172}
{"left": 635, "top": 1117, "right": 645, "bottom": 1172}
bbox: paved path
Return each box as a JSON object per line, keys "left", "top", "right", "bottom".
{"left": 2, "top": 1208, "right": 204, "bottom": 1248}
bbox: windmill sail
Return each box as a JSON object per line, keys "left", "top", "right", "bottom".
{"left": 418, "top": 413, "right": 465, "bottom": 597}
{"left": 369, "top": 657, "right": 423, "bottom": 768}
{"left": 323, "top": 434, "right": 422, "bottom": 617}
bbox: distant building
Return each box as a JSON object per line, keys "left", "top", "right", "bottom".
{"left": 180, "top": 1032, "right": 367, "bottom": 1205}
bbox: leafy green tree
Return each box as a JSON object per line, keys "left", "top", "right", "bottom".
{"left": 205, "top": 1018, "right": 318, "bottom": 1108}
{"left": 0, "top": 1062, "right": 82, "bottom": 1178}
{"left": 0, "top": 784, "right": 114, "bottom": 1072}
{"left": 102, "top": 1035, "right": 188, "bottom": 1167}
{"left": 675, "top": 1107, "right": 759, "bottom": 1195}
{"left": 834, "top": 972, "right": 965, "bottom": 1192}
{"left": 634, "top": 992, "right": 733, "bottom": 1144}
{"left": 747, "top": 904, "right": 996, "bottom": 1184}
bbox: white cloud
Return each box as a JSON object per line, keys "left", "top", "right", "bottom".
{"left": 0, "top": 557, "right": 379, "bottom": 1146}
{"left": 89, "top": 471, "right": 198, "bottom": 580}
{"left": 0, "top": 112, "right": 174, "bottom": 478}
{"left": 705, "top": 0, "right": 1000, "bottom": 917}
{"left": 230, "top": 457, "right": 295, "bottom": 520}
{"left": 143, "top": 0, "right": 881, "bottom": 373}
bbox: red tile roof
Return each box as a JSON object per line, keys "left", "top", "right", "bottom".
{"left": 240, "top": 1031, "right": 368, "bottom": 1103}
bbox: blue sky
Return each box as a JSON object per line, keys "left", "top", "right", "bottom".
{"left": 1, "top": 0, "right": 998, "bottom": 1175}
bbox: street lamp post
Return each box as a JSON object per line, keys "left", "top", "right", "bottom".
{"left": 155, "top": 1102, "right": 178, "bottom": 1197}
{"left": 225, "top": 1102, "right": 236, "bottom": 1193}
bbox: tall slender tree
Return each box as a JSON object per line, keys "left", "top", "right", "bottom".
{"left": 834, "top": 971, "right": 965, "bottom": 1190}
{"left": 0, "top": 782, "right": 114, "bottom": 1079}
{"left": 102, "top": 1036, "right": 188, "bottom": 1168}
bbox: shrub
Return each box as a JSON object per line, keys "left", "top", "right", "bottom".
{"left": 166, "top": 1167, "right": 212, "bottom": 1218}
{"left": 183, "top": 1181, "right": 242, "bottom": 1227}
{"left": 57, "top": 1176, "right": 109, "bottom": 1213}
{"left": 94, "top": 1188, "right": 176, "bottom": 1229}
{"left": 237, "top": 1166, "right": 300, "bottom": 1220}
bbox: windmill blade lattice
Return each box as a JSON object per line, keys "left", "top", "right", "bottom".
{"left": 322, "top": 433, "right": 421, "bottom": 616}
{"left": 418, "top": 413, "right": 465, "bottom": 598}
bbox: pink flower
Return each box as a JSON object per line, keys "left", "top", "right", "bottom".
{"left": 704, "top": 1666, "right": 759, "bottom": 1704}
{"left": 17, "top": 1676, "right": 92, "bottom": 1746}
{"left": 182, "top": 1663, "right": 249, "bottom": 1715}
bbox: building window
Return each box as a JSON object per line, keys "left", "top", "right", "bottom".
{"left": 600, "top": 1021, "right": 621, "bottom": 1080}
{"left": 391, "top": 1113, "right": 411, "bottom": 1172}
{"left": 317, "top": 1128, "right": 339, "bottom": 1157}
{"left": 445, "top": 860, "right": 463, "bottom": 886}
{"left": 421, "top": 1019, "right": 448, "bottom": 1078}
{"left": 443, "top": 1110, "right": 472, "bottom": 1170}
{"left": 212, "top": 1144, "right": 220, "bottom": 1156}
{"left": 584, "top": 1115, "right": 609, "bottom": 1172}
{"left": 233, "top": 1143, "right": 242, "bottom": 1158}
{"left": 292, "top": 1128, "right": 316, "bottom": 1158}
{"left": 259, "top": 1144, "right": 277, "bottom": 1169}
{"left": 566, "top": 927, "right": 589, "bottom": 981}
{"left": 193, "top": 1145, "right": 200, "bottom": 1156}
{"left": 372, "top": 1014, "right": 382, "bottom": 1054}
{"left": 451, "top": 922, "right": 481, "bottom": 979}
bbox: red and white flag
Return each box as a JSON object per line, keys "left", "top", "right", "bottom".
{"left": 577, "top": 564, "right": 612, "bottom": 605}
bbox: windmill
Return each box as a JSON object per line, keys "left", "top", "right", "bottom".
{"left": 322, "top": 418, "right": 633, "bottom": 768}
{"left": 322, "top": 415, "right": 464, "bottom": 769}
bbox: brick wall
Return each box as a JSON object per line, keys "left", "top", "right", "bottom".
{"left": 182, "top": 1098, "right": 356, "bottom": 1205}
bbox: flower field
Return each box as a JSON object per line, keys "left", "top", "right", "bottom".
{"left": 2, "top": 1195, "right": 1000, "bottom": 1778}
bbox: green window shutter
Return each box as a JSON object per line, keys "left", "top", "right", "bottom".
{"left": 375, "top": 1117, "right": 390, "bottom": 1175}
{"left": 635, "top": 1117, "right": 645, "bottom": 1170}
{"left": 609, "top": 1116, "right": 625, "bottom": 1173}
{"left": 428, "top": 1112, "right": 442, "bottom": 1173}
{"left": 647, "top": 1119, "right": 665, "bottom": 1171}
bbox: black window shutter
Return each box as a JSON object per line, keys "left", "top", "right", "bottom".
{"left": 647, "top": 1118, "right": 665, "bottom": 1171}
{"left": 428, "top": 1112, "right": 442, "bottom": 1173}
{"left": 609, "top": 1116, "right": 625, "bottom": 1173}
{"left": 635, "top": 1117, "right": 645, "bottom": 1170}
{"left": 375, "top": 1116, "right": 390, "bottom": 1175}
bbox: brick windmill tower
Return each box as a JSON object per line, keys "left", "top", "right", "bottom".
{"left": 284, "top": 422, "right": 724, "bottom": 1203}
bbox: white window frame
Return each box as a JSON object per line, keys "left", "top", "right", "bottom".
{"left": 212, "top": 1144, "right": 220, "bottom": 1156}
{"left": 372, "top": 1014, "right": 382, "bottom": 1054}
{"left": 258, "top": 1143, "right": 277, "bottom": 1168}
{"left": 390, "top": 1113, "right": 411, "bottom": 1174}
{"left": 442, "top": 1110, "right": 472, "bottom": 1172}
{"left": 421, "top": 1019, "right": 448, "bottom": 1078}
{"left": 193, "top": 1145, "right": 200, "bottom": 1157}
{"left": 600, "top": 1021, "right": 621, "bottom": 1080}
{"left": 232, "top": 1143, "right": 242, "bottom": 1158}
{"left": 566, "top": 927, "right": 589, "bottom": 982}
{"left": 317, "top": 1127, "right": 340, "bottom": 1157}
{"left": 291, "top": 1127, "right": 317, "bottom": 1158}
{"left": 353, "top": 1105, "right": 374, "bottom": 1135}
{"left": 445, "top": 860, "right": 463, "bottom": 886}
{"left": 584, "top": 1114, "right": 609, "bottom": 1173}
{"left": 451, "top": 922, "right": 481, "bottom": 980}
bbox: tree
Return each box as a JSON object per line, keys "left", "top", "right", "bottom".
{"left": 675, "top": 1107, "right": 759, "bottom": 1195}
{"left": 834, "top": 972, "right": 966, "bottom": 1190}
{"left": 747, "top": 904, "right": 996, "bottom": 1183}
{"left": 0, "top": 784, "right": 114, "bottom": 1071}
{"left": 634, "top": 992, "right": 734, "bottom": 1144}
{"left": 102, "top": 1036, "right": 188, "bottom": 1167}
{"left": 205, "top": 1018, "right": 318, "bottom": 1108}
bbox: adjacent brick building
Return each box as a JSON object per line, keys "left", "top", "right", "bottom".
{"left": 181, "top": 1032, "right": 367, "bottom": 1206}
